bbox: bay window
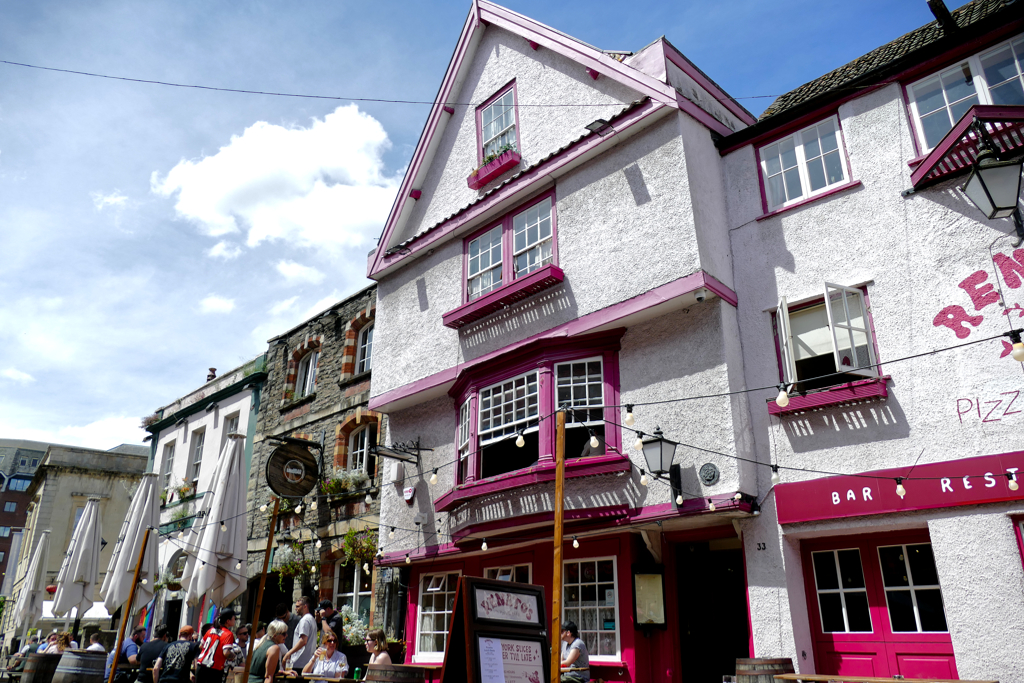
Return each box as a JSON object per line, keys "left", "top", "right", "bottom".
{"left": 759, "top": 116, "right": 850, "bottom": 211}
{"left": 908, "top": 33, "right": 1024, "bottom": 151}
{"left": 464, "top": 192, "right": 556, "bottom": 303}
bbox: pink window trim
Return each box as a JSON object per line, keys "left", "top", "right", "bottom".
{"left": 448, "top": 502, "right": 631, "bottom": 542}
{"left": 466, "top": 150, "right": 522, "bottom": 190}
{"left": 767, "top": 375, "right": 889, "bottom": 416}
{"left": 1014, "top": 515, "right": 1024, "bottom": 569}
{"left": 459, "top": 188, "right": 559, "bottom": 307}
{"left": 434, "top": 454, "right": 632, "bottom": 512}
{"left": 444, "top": 264, "right": 564, "bottom": 328}
{"left": 755, "top": 180, "right": 862, "bottom": 221}
{"left": 475, "top": 79, "right": 521, "bottom": 165}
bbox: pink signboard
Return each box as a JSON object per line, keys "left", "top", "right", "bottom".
{"left": 775, "top": 450, "right": 1023, "bottom": 524}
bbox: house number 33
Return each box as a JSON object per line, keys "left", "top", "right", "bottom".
{"left": 756, "top": 542, "right": 767, "bottom": 551}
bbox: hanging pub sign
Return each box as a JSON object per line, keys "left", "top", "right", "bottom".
{"left": 439, "top": 576, "right": 549, "bottom": 683}
{"left": 266, "top": 441, "right": 319, "bottom": 497}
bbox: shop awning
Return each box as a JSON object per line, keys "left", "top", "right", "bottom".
{"left": 910, "top": 104, "right": 1024, "bottom": 190}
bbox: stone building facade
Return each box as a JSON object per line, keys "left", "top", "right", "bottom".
{"left": 0, "top": 439, "right": 48, "bottom": 598}
{"left": 246, "top": 284, "right": 400, "bottom": 637}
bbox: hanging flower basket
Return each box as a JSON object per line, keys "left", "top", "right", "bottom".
{"left": 45, "top": 585, "right": 57, "bottom": 594}
{"left": 166, "top": 580, "right": 183, "bottom": 591}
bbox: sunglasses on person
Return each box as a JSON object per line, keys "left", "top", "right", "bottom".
{"left": 324, "top": 639, "right": 337, "bottom": 644}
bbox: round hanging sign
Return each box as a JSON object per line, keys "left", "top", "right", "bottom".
{"left": 266, "top": 442, "right": 319, "bottom": 497}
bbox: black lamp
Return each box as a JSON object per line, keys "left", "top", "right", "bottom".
{"left": 962, "top": 146, "right": 1023, "bottom": 220}
{"left": 640, "top": 427, "right": 677, "bottom": 476}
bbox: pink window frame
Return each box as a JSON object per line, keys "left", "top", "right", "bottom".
{"left": 475, "top": 79, "right": 521, "bottom": 165}
{"left": 448, "top": 330, "right": 623, "bottom": 489}
{"left": 462, "top": 187, "right": 559, "bottom": 305}
{"left": 770, "top": 284, "right": 883, "bottom": 385}
{"left": 801, "top": 530, "right": 958, "bottom": 678}
{"left": 1014, "top": 515, "right": 1024, "bottom": 568}
{"left": 754, "top": 112, "right": 856, "bottom": 217}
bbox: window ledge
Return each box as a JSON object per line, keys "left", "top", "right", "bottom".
{"left": 433, "top": 453, "right": 631, "bottom": 512}
{"left": 279, "top": 392, "right": 316, "bottom": 412}
{"left": 467, "top": 150, "right": 521, "bottom": 190}
{"left": 756, "top": 180, "right": 862, "bottom": 221}
{"left": 767, "top": 375, "right": 889, "bottom": 416}
{"left": 442, "top": 264, "right": 565, "bottom": 329}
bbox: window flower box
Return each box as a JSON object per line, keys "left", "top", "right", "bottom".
{"left": 467, "top": 150, "right": 521, "bottom": 190}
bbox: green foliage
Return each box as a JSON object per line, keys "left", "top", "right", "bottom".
{"left": 338, "top": 605, "right": 368, "bottom": 646}
{"left": 319, "top": 470, "right": 369, "bottom": 497}
{"left": 341, "top": 528, "right": 378, "bottom": 566}
{"left": 472, "top": 143, "right": 517, "bottom": 174}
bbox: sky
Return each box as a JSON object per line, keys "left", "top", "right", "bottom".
{"left": 0, "top": 0, "right": 968, "bottom": 450}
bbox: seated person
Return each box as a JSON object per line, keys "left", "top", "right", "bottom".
{"left": 559, "top": 621, "right": 590, "bottom": 683}
{"left": 300, "top": 635, "right": 348, "bottom": 678}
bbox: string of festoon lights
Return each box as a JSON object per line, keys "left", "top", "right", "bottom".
{"left": 152, "top": 329, "right": 1023, "bottom": 574}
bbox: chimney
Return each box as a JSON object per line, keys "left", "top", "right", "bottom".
{"left": 927, "top": 0, "right": 957, "bottom": 34}
{"left": 207, "top": 368, "right": 217, "bottom": 382}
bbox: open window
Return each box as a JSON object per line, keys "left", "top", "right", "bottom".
{"left": 776, "top": 283, "right": 878, "bottom": 392}
{"left": 296, "top": 350, "right": 319, "bottom": 397}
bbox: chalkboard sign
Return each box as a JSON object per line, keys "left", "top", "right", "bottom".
{"left": 265, "top": 441, "right": 319, "bottom": 497}
{"left": 439, "top": 577, "right": 549, "bottom": 683}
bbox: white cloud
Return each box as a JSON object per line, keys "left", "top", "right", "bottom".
{"left": 151, "top": 105, "right": 400, "bottom": 253}
{"left": 199, "top": 294, "right": 235, "bottom": 314}
{"left": 276, "top": 259, "right": 325, "bottom": 285}
{"left": 269, "top": 296, "right": 299, "bottom": 315}
{"left": 208, "top": 240, "right": 243, "bottom": 260}
{"left": 91, "top": 190, "right": 128, "bottom": 211}
{"left": 1, "top": 368, "right": 35, "bottom": 383}
{"left": 0, "top": 415, "right": 146, "bottom": 450}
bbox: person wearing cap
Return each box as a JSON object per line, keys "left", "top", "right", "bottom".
{"left": 315, "top": 600, "right": 343, "bottom": 639}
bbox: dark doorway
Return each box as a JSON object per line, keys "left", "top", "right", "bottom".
{"left": 164, "top": 600, "right": 183, "bottom": 632}
{"left": 247, "top": 574, "right": 293, "bottom": 628}
{"left": 676, "top": 538, "right": 750, "bottom": 683}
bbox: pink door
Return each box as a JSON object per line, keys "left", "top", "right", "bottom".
{"left": 802, "top": 531, "right": 957, "bottom": 678}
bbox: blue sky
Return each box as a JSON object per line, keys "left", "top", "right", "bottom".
{"left": 0, "top": 0, "right": 966, "bottom": 448}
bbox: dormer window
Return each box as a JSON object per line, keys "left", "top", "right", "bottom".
{"left": 477, "top": 82, "right": 519, "bottom": 161}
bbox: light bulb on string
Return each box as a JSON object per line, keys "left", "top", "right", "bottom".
{"left": 1007, "top": 473, "right": 1019, "bottom": 491}
{"left": 572, "top": 536, "right": 579, "bottom": 549}
{"left": 405, "top": 554, "right": 411, "bottom": 565}
{"left": 177, "top": 531, "right": 184, "bottom": 539}
{"left": 895, "top": 478, "right": 906, "bottom": 498}
{"left": 734, "top": 493, "right": 742, "bottom": 501}
{"left": 516, "top": 432, "right": 525, "bottom": 448}
{"left": 633, "top": 432, "right": 644, "bottom": 451}
{"left": 770, "top": 465, "right": 781, "bottom": 486}
{"left": 220, "top": 521, "right": 227, "bottom": 532}
{"left": 775, "top": 384, "right": 790, "bottom": 408}
{"left": 311, "top": 499, "right": 318, "bottom": 511}
{"left": 363, "top": 563, "right": 370, "bottom": 574}
{"left": 1009, "top": 330, "right": 1024, "bottom": 361}
{"left": 235, "top": 561, "right": 242, "bottom": 570}
{"left": 389, "top": 527, "right": 395, "bottom": 540}
{"left": 315, "top": 539, "right": 322, "bottom": 549}
{"left": 294, "top": 504, "right": 303, "bottom": 514}
{"left": 259, "top": 504, "right": 267, "bottom": 513}
{"left": 708, "top": 499, "right": 716, "bottom": 512}
{"left": 589, "top": 431, "right": 600, "bottom": 449}
{"left": 141, "top": 578, "right": 148, "bottom": 585}
{"left": 314, "top": 584, "right": 319, "bottom": 591}
{"left": 676, "top": 494, "right": 684, "bottom": 505}
{"left": 365, "top": 492, "right": 373, "bottom": 505}
{"left": 481, "top": 539, "right": 488, "bottom": 551}
{"left": 639, "top": 469, "right": 648, "bottom": 487}
{"left": 429, "top": 469, "right": 438, "bottom": 486}
{"left": 624, "top": 405, "right": 635, "bottom": 427}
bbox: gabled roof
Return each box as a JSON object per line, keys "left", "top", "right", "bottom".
{"left": 367, "top": 1, "right": 746, "bottom": 280}
{"left": 760, "top": 0, "right": 1014, "bottom": 121}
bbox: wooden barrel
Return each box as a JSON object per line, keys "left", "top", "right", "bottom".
{"left": 53, "top": 650, "right": 106, "bottom": 683}
{"left": 735, "top": 657, "right": 795, "bottom": 683}
{"left": 22, "top": 653, "right": 63, "bottom": 683}
{"left": 365, "top": 664, "right": 426, "bottom": 682}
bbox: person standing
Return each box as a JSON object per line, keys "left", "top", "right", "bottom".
{"left": 315, "top": 601, "right": 343, "bottom": 639}
{"left": 246, "top": 621, "right": 288, "bottom": 683}
{"left": 196, "top": 609, "right": 239, "bottom": 683}
{"left": 137, "top": 625, "right": 171, "bottom": 683}
{"left": 154, "top": 627, "right": 200, "bottom": 683}
{"left": 274, "top": 604, "right": 299, "bottom": 652}
{"left": 282, "top": 597, "right": 315, "bottom": 672}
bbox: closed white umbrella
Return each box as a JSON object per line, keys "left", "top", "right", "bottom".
{"left": 13, "top": 530, "right": 50, "bottom": 636}
{"left": 101, "top": 472, "right": 160, "bottom": 613}
{"left": 183, "top": 435, "right": 247, "bottom": 607}
{"left": 52, "top": 498, "right": 102, "bottom": 619}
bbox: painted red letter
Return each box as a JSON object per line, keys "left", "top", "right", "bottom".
{"left": 933, "top": 305, "right": 983, "bottom": 338}
{"left": 958, "top": 270, "right": 1000, "bottom": 310}
{"left": 993, "top": 249, "right": 1024, "bottom": 289}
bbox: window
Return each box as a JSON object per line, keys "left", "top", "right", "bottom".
{"left": 457, "top": 401, "right": 471, "bottom": 484}
{"left": 416, "top": 571, "right": 461, "bottom": 661}
{"left": 811, "top": 549, "right": 872, "bottom": 633}
{"left": 8, "top": 479, "right": 31, "bottom": 492}
{"left": 357, "top": 325, "right": 373, "bottom": 374}
{"left": 479, "top": 370, "right": 541, "bottom": 479}
{"left": 759, "top": 116, "right": 849, "bottom": 210}
{"left": 775, "top": 283, "right": 877, "bottom": 391}
{"left": 557, "top": 358, "right": 606, "bottom": 458}
{"left": 0, "top": 527, "right": 10, "bottom": 538}
{"left": 478, "top": 84, "right": 517, "bottom": 160}
{"left": 19, "top": 458, "right": 26, "bottom": 467}
{"left": 31, "top": 459, "right": 38, "bottom": 467}
{"left": 296, "top": 350, "right": 319, "bottom": 398}
{"left": 0, "top": 551, "right": 5, "bottom": 563}
{"left": 189, "top": 430, "right": 205, "bottom": 489}
{"left": 563, "top": 558, "right": 619, "bottom": 660}
{"left": 335, "top": 562, "right": 372, "bottom": 623}
{"left": 3, "top": 502, "right": 15, "bottom": 513}
{"left": 465, "top": 194, "right": 555, "bottom": 302}
{"left": 221, "top": 414, "right": 240, "bottom": 452}
{"left": 877, "top": 544, "right": 948, "bottom": 633}
{"left": 484, "top": 564, "right": 531, "bottom": 583}
{"left": 73, "top": 507, "right": 84, "bottom": 529}
{"left": 908, "top": 34, "right": 1024, "bottom": 151}
{"left": 162, "top": 442, "right": 176, "bottom": 491}
{"left": 349, "top": 424, "right": 376, "bottom": 473}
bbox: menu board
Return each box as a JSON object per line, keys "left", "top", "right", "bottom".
{"left": 477, "top": 635, "right": 545, "bottom": 683}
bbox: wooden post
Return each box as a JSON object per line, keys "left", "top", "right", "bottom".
{"left": 107, "top": 528, "right": 151, "bottom": 683}
{"left": 242, "top": 498, "right": 280, "bottom": 683}
{"left": 550, "top": 410, "right": 566, "bottom": 683}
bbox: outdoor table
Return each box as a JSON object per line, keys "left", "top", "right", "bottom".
{"left": 772, "top": 674, "right": 998, "bottom": 683}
